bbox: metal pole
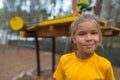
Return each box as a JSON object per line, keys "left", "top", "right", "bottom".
{"left": 52, "top": 37, "right": 55, "bottom": 72}
{"left": 35, "top": 36, "right": 40, "bottom": 76}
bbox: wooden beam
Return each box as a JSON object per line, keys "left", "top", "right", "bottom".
{"left": 36, "top": 24, "right": 70, "bottom": 37}
{"left": 101, "top": 27, "right": 120, "bottom": 36}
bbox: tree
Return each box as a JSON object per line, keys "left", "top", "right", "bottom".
{"left": 94, "top": 0, "right": 102, "bottom": 16}
{"left": 100, "top": 0, "right": 120, "bottom": 27}
{"left": 0, "top": 8, "right": 6, "bottom": 29}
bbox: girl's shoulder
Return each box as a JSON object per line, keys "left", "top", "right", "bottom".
{"left": 97, "top": 55, "right": 111, "bottom": 63}
{"left": 96, "top": 53, "right": 112, "bottom": 68}
{"left": 60, "top": 52, "right": 75, "bottom": 62}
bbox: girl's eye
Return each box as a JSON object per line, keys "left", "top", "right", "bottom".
{"left": 78, "top": 33, "right": 86, "bottom": 36}
{"left": 91, "top": 31, "right": 98, "bottom": 35}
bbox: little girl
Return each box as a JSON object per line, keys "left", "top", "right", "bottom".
{"left": 53, "top": 15, "right": 115, "bottom": 80}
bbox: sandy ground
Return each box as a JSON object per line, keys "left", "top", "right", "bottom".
{"left": 0, "top": 45, "right": 120, "bottom": 80}
{"left": 0, "top": 45, "right": 61, "bottom": 80}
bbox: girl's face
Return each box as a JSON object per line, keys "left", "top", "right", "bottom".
{"left": 72, "top": 20, "right": 100, "bottom": 56}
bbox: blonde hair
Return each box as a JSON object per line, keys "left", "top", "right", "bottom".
{"left": 70, "top": 15, "right": 102, "bottom": 43}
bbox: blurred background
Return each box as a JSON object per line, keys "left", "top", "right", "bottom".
{"left": 0, "top": 0, "right": 120, "bottom": 65}
{"left": 0, "top": 0, "right": 120, "bottom": 80}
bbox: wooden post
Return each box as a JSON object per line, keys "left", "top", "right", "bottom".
{"left": 35, "top": 36, "right": 41, "bottom": 76}
{"left": 52, "top": 37, "right": 55, "bottom": 72}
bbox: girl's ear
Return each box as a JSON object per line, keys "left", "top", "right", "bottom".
{"left": 71, "top": 36, "right": 76, "bottom": 44}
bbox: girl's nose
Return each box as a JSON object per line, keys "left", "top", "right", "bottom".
{"left": 85, "top": 34, "right": 92, "bottom": 41}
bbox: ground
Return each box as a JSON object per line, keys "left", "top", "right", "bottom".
{"left": 0, "top": 45, "right": 120, "bottom": 80}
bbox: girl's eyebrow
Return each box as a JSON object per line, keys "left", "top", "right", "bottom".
{"left": 77, "top": 29, "right": 98, "bottom": 32}
{"left": 91, "top": 30, "right": 98, "bottom": 31}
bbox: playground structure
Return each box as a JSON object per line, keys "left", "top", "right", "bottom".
{"left": 9, "top": 15, "right": 120, "bottom": 76}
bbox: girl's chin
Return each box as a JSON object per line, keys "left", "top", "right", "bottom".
{"left": 85, "top": 47, "right": 96, "bottom": 52}
{"left": 85, "top": 50, "right": 95, "bottom": 54}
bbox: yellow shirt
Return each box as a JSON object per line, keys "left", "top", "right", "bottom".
{"left": 53, "top": 52, "right": 115, "bottom": 80}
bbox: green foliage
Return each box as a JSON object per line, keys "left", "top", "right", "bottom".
{"left": 0, "top": 7, "right": 6, "bottom": 29}
{"left": 2, "top": 0, "right": 71, "bottom": 26}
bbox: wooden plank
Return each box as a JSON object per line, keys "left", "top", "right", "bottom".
{"left": 27, "top": 15, "right": 107, "bottom": 31}
{"left": 19, "top": 15, "right": 120, "bottom": 37}
{"left": 101, "top": 27, "right": 120, "bottom": 36}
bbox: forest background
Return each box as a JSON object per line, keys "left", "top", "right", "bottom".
{"left": 0, "top": 0, "right": 120, "bottom": 80}
{"left": 0, "top": 0, "right": 120, "bottom": 70}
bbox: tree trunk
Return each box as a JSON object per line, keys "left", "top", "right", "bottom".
{"left": 94, "top": 0, "right": 102, "bottom": 16}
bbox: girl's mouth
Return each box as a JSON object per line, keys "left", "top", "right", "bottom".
{"left": 85, "top": 44, "right": 95, "bottom": 48}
